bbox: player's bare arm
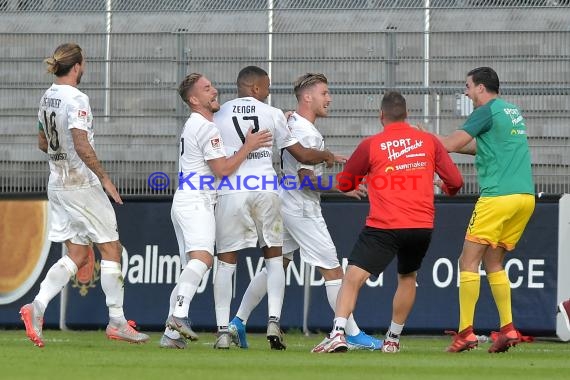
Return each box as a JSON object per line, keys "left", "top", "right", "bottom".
{"left": 286, "top": 142, "right": 337, "bottom": 168}
{"left": 71, "top": 128, "right": 123, "bottom": 204}
{"left": 38, "top": 131, "right": 48, "bottom": 153}
{"left": 433, "top": 137, "right": 464, "bottom": 196}
{"left": 344, "top": 184, "right": 367, "bottom": 200}
{"left": 456, "top": 139, "right": 477, "bottom": 155}
{"left": 333, "top": 153, "right": 348, "bottom": 164}
{"left": 297, "top": 167, "right": 325, "bottom": 190}
{"left": 438, "top": 130, "right": 476, "bottom": 155}
{"left": 208, "top": 127, "right": 272, "bottom": 178}
{"left": 297, "top": 168, "right": 366, "bottom": 199}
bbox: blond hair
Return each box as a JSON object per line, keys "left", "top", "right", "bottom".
{"left": 178, "top": 73, "right": 203, "bottom": 105}
{"left": 293, "top": 73, "right": 328, "bottom": 100}
{"left": 44, "top": 43, "right": 83, "bottom": 77}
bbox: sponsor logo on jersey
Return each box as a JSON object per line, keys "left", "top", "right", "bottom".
{"left": 394, "top": 161, "right": 428, "bottom": 171}
{"left": 380, "top": 138, "right": 424, "bottom": 161}
{"left": 384, "top": 161, "right": 426, "bottom": 174}
{"left": 246, "top": 150, "right": 271, "bottom": 159}
{"left": 77, "top": 109, "right": 88, "bottom": 119}
{"left": 511, "top": 129, "right": 527, "bottom": 136}
{"left": 504, "top": 107, "right": 524, "bottom": 125}
{"left": 48, "top": 153, "right": 68, "bottom": 161}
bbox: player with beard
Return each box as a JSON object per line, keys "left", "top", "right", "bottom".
{"left": 160, "top": 73, "right": 272, "bottom": 348}
{"left": 21, "top": 43, "right": 149, "bottom": 347}
{"left": 226, "top": 73, "right": 382, "bottom": 351}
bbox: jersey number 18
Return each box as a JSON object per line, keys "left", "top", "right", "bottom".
{"left": 43, "top": 110, "right": 60, "bottom": 151}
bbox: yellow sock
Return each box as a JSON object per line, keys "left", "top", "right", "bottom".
{"left": 487, "top": 270, "right": 512, "bottom": 328}
{"left": 459, "top": 271, "right": 480, "bottom": 332}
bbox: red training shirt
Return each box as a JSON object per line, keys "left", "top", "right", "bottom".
{"left": 337, "top": 121, "right": 463, "bottom": 229}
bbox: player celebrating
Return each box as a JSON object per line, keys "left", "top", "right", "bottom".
{"left": 159, "top": 73, "right": 272, "bottom": 349}
{"left": 226, "top": 73, "right": 382, "bottom": 351}
{"left": 212, "top": 66, "right": 341, "bottom": 350}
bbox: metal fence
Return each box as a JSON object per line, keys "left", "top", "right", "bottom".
{"left": 1, "top": 0, "right": 569, "bottom": 195}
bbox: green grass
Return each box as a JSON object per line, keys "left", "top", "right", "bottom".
{"left": 1, "top": 330, "right": 569, "bottom": 380}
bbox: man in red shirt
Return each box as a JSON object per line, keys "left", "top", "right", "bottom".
{"left": 312, "top": 91, "right": 463, "bottom": 353}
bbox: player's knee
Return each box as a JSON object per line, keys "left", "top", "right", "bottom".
{"left": 96, "top": 240, "right": 122, "bottom": 262}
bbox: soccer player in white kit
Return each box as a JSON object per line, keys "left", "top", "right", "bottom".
{"left": 212, "top": 66, "right": 342, "bottom": 350}
{"left": 159, "top": 73, "right": 272, "bottom": 349}
{"left": 20, "top": 43, "right": 149, "bottom": 347}
{"left": 226, "top": 73, "right": 383, "bottom": 351}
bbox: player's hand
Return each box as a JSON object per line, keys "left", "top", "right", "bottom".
{"left": 102, "top": 177, "right": 123, "bottom": 204}
{"left": 323, "top": 150, "right": 347, "bottom": 168}
{"left": 244, "top": 127, "right": 272, "bottom": 151}
{"left": 434, "top": 179, "right": 444, "bottom": 190}
{"left": 322, "top": 150, "right": 334, "bottom": 168}
{"left": 283, "top": 110, "right": 294, "bottom": 120}
{"left": 334, "top": 154, "right": 348, "bottom": 164}
{"left": 345, "top": 184, "right": 367, "bottom": 200}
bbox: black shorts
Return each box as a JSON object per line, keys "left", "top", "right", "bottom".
{"left": 348, "top": 227, "right": 433, "bottom": 276}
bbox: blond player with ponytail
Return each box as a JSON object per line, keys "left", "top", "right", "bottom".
{"left": 20, "top": 43, "right": 149, "bottom": 347}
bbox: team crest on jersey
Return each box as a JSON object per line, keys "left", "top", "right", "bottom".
{"left": 77, "top": 109, "right": 88, "bottom": 119}
{"left": 210, "top": 137, "right": 223, "bottom": 149}
{"left": 71, "top": 245, "right": 101, "bottom": 296}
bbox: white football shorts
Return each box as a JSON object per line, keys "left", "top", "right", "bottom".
{"left": 282, "top": 211, "right": 339, "bottom": 269}
{"left": 215, "top": 192, "right": 283, "bottom": 253}
{"left": 47, "top": 184, "right": 119, "bottom": 245}
{"left": 171, "top": 191, "right": 217, "bottom": 264}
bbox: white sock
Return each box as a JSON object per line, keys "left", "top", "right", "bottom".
{"left": 332, "top": 317, "right": 347, "bottom": 337}
{"left": 173, "top": 259, "right": 209, "bottom": 318}
{"left": 345, "top": 316, "right": 361, "bottom": 336}
{"left": 236, "top": 268, "right": 268, "bottom": 323}
{"left": 164, "top": 284, "right": 181, "bottom": 339}
{"left": 325, "top": 279, "right": 361, "bottom": 336}
{"left": 387, "top": 320, "right": 404, "bottom": 341}
{"left": 265, "top": 256, "right": 285, "bottom": 320}
{"left": 214, "top": 261, "right": 236, "bottom": 328}
{"left": 168, "top": 284, "right": 179, "bottom": 316}
{"left": 100, "top": 260, "right": 126, "bottom": 324}
{"left": 35, "top": 256, "right": 77, "bottom": 313}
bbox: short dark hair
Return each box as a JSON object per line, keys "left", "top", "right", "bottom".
{"left": 178, "top": 73, "right": 203, "bottom": 105}
{"left": 293, "top": 73, "right": 328, "bottom": 100}
{"left": 381, "top": 91, "right": 407, "bottom": 122}
{"left": 467, "top": 67, "right": 500, "bottom": 94}
{"left": 237, "top": 66, "right": 268, "bottom": 88}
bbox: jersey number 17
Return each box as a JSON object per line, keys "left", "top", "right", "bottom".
{"left": 232, "top": 115, "right": 259, "bottom": 144}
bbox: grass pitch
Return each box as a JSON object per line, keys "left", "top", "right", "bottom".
{"left": 1, "top": 329, "right": 569, "bottom": 380}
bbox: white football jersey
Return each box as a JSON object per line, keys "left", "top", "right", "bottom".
{"left": 176, "top": 112, "right": 226, "bottom": 196}
{"left": 279, "top": 112, "right": 326, "bottom": 216}
{"left": 38, "top": 84, "right": 99, "bottom": 190}
{"left": 213, "top": 97, "right": 297, "bottom": 194}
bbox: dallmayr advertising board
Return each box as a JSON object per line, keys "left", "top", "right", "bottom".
{"left": 0, "top": 198, "right": 559, "bottom": 335}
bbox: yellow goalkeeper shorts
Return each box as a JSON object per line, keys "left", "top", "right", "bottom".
{"left": 465, "top": 194, "right": 535, "bottom": 251}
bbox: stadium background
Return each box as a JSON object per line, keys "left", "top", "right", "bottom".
{"left": 0, "top": 0, "right": 569, "bottom": 340}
